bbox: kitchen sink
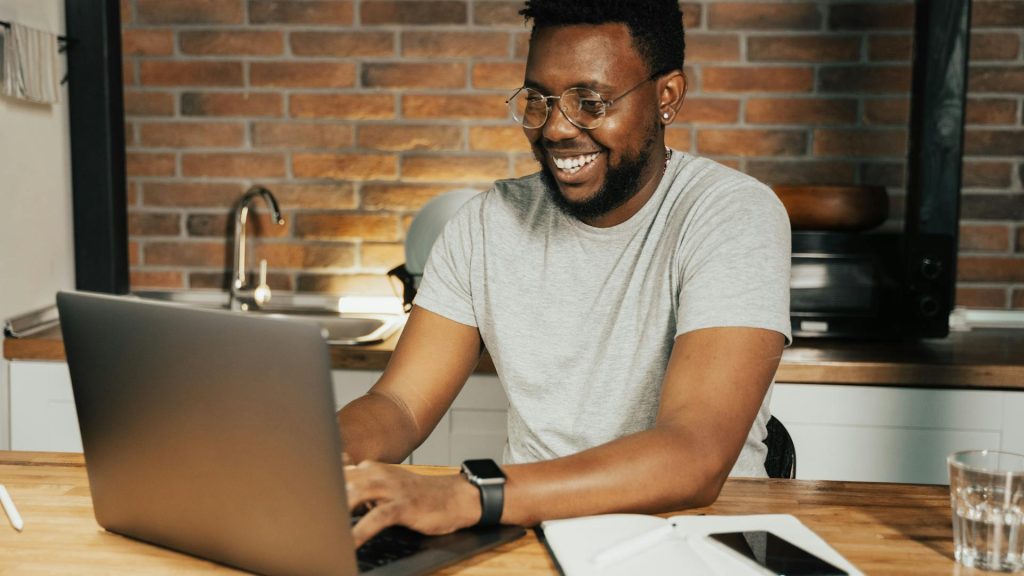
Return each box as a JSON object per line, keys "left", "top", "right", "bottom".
{"left": 133, "top": 290, "right": 405, "bottom": 345}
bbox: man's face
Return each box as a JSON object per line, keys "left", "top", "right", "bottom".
{"left": 523, "top": 23, "right": 664, "bottom": 225}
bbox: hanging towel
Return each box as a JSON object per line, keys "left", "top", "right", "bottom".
{"left": 2, "top": 22, "right": 62, "bottom": 104}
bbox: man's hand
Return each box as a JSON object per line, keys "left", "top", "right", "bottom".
{"left": 345, "top": 461, "right": 482, "bottom": 548}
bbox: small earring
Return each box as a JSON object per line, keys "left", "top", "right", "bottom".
{"left": 662, "top": 112, "right": 670, "bottom": 120}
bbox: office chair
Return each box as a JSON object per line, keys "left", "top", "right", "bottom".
{"left": 764, "top": 415, "right": 797, "bottom": 479}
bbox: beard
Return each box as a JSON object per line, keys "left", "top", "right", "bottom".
{"left": 534, "top": 129, "right": 658, "bottom": 222}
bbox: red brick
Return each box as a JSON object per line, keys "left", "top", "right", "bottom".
{"left": 179, "top": 31, "right": 284, "bottom": 56}
{"left": 129, "top": 212, "right": 181, "bottom": 236}
{"left": 682, "top": 2, "right": 702, "bottom": 29}
{"left": 686, "top": 34, "right": 741, "bottom": 63}
{"left": 363, "top": 63, "right": 466, "bottom": 89}
{"left": 189, "top": 271, "right": 292, "bottom": 291}
{"left": 136, "top": 0, "right": 243, "bottom": 24}
{"left": 295, "top": 214, "right": 401, "bottom": 241}
{"left": 403, "top": 94, "right": 505, "bottom": 120}
{"left": 819, "top": 66, "right": 911, "bottom": 94}
{"left": 972, "top": 1, "right": 1024, "bottom": 27}
{"left": 468, "top": 126, "right": 531, "bottom": 152}
{"left": 970, "top": 67, "right": 1024, "bottom": 93}
{"left": 962, "top": 194, "right": 1024, "bottom": 220}
{"left": 251, "top": 62, "right": 355, "bottom": 88}
{"left": 868, "top": 35, "right": 912, "bottom": 61}
{"left": 747, "top": 160, "right": 858, "bottom": 186}
{"left": 140, "top": 122, "right": 245, "bottom": 148}
{"left": 1020, "top": 227, "right": 1024, "bottom": 252}
{"left": 513, "top": 154, "right": 540, "bottom": 177}
{"left": 291, "top": 32, "right": 394, "bottom": 57}
{"left": 258, "top": 244, "right": 358, "bottom": 270}
{"left": 957, "top": 257, "right": 1024, "bottom": 282}
{"left": 828, "top": 4, "right": 914, "bottom": 30}
{"left": 123, "top": 58, "right": 135, "bottom": 85}
{"left": 966, "top": 99, "right": 1019, "bottom": 125}
{"left": 971, "top": 32, "right": 1021, "bottom": 61}
{"left": 249, "top": 1, "right": 353, "bottom": 25}
{"left": 472, "top": 62, "right": 525, "bottom": 90}
{"left": 144, "top": 241, "right": 226, "bottom": 266}
{"left": 964, "top": 130, "right": 1024, "bottom": 156}
{"left": 121, "top": 30, "right": 173, "bottom": 56}
{"left": 863, "top": 98, "right": 910, "bottom": 126}
{"left": 814, "top": 129, "right": 907, "bottom": 157}
{"left": 1015, "top": 289, "right": 1024, "bottom": 309}
{"left": 274, "top": 183, "right": 357, "bottom": 210}
{"left": 252, "top": 123, "right": 354, "bottom": 148}
{"left": 514, "top": 32, "right": 529, "bottom": 58}
{"left": 121, "top": 0, "right": 132, "bottom": 23}
{"left": 361, "top": 1, "right": 466, "bottom": 25}
{"left": 747, "top": 98, "right": 857, "bottom": 125}
{"left": 143, "top": 182, "right": 245, "bottom": 207}
{"left": 296, "top": 273, "right": 392, "bottom": 295}
{"left": 290, "top": 94, "right": 394, "bottom": 120}
{"left": 697, "top": 129, "right": 806, "bottom": 157}
{"left": 181, "top": 92, "right": 282, "bottom": 117}
{"left": 962, "top": 161, "right": 1013, "bottom": 188}
{"left": 403, "top": 155, "right": 508, "bottom": 182}
{"left": 125, "top": 122, "right": 136, "bottom": 146}
{"left": 361, "top": 243, "right": 405, "bottom": 269}
{"left": 124, "top": 91, "right": 175, "bottom": 116}
{"left": 182, "top": 153, "right": 286, "bottom": 178}
{"left": 677, "top": 98, "right": 740, "bottom": 124}
{"left": 129, "top": 241, "right": 140, "bottom": 266}
{"left": 361, "top": 183, "right": 450, "bottom": 211}
{"left": 184, "top": 212, "right": 286, "bottom": 236}
{"left": 956, "top": 287, "right": 1007, "bottom": 309}
{"left": 473, "top": 1, "right": 523, "bottom": 26}
{"left": 664, "top": 128, "right": 692, "bottom": 151}
{"left": 703, "top": 67, "right": 814, "bottom": 93}
{"left": 358, "top": 125, "right": 462, "bottom": 152}
{"left": 748, "top": 35, "right": 860, "bottom": 62}
{"left": 708, "top": 3, "right": 821, "bottom": 30}
{"left": 140, "top": 62, "right": 243, "bottom": 87}
{"left": 130, "top": 270, "right": 186, "bottom": 290}
{"left": 960, "top": 224, "right": 1011, "bottom": 252}
{"left": 293, "top": 153, "right": 398, "bottom": 180}
{"left": 403, "top": 31, "right": 508, "bottom": 57}
{"left": 127, "top": 153, "right": 176, "bottom": 177}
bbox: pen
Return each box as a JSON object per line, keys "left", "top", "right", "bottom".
{"left": 591, "top": 522, "right": 675, "bottom": 567}
{"left": 0, "top": 484, "right": 23, "bottom": 532}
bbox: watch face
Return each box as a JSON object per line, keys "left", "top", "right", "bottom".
{"left": 463, "top": 459, "right": 505, "bottom": 480}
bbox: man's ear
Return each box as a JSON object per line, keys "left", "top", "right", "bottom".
{"left": 657, "top": 71, "right": 687, "bottom": 125}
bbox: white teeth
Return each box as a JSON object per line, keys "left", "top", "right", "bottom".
{"left": 553, "top": 153, "right": 599, "bottom": 173}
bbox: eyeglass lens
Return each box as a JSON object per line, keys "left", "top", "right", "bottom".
{"left": 509, "top": 88, "right": 607, "bottom": 130}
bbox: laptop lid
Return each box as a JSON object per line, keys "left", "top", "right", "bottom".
{"left": 58, "top": 290, "right": 358, "bottom": 575}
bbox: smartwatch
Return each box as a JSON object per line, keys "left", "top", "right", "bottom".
{"left": 460, "top": 459, "right": 506, "bottom": 527}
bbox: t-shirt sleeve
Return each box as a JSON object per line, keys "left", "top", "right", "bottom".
{"left": 412, "top": 197, "right": 480, "bottom": 328}
{"left": 675, "top": 181, "right": 792, "bottom": 345}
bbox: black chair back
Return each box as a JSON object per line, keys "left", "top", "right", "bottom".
{"left": 764, "top": 415, "right": 796, "bottom": 479}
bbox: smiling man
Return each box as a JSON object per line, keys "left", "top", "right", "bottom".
{"left": 337, "top": 0, "right": 792, "bottom": 545}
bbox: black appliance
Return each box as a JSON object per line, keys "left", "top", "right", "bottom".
{"left": 790, "top": 0, "right": 971, "bottom": 339}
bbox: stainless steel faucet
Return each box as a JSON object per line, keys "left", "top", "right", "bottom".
{"left": 230, "top": 186, "right": 285, "bottom": 310}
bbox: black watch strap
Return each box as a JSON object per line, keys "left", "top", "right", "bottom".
{"left": 476, "top": 481, "right": 504, "bottom": 527}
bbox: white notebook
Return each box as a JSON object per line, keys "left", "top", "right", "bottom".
{"left": 539, "top": 513, "right": 863, "bottom": 576}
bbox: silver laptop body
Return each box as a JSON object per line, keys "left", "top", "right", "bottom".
{"left": 57, "top": 291, "right": 523, "bottom": 576}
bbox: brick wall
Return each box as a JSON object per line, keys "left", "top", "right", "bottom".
{"left": 121, "top": 0, "right": 1024, "bottom": 309}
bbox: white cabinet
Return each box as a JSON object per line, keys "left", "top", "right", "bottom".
{"left": 8, "top": 361, "right": 81, "bottom": 452}
{"left": 771, "top": 383, "right": 1024, "bottom": 485}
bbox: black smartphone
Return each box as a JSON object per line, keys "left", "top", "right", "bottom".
{"left": 707, "top": 530, "right": 848, "bottom": 576}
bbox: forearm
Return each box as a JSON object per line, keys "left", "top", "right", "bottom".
{"left": 501, "top": 424, "right": 734, "bottom": 526}
{"left": 336, "top": 391, "right": 421, "bottom": 464}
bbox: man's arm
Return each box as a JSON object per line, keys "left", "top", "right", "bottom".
{"left": 336, "top": 305, "right": 482, "bottom": 464}
{"left": 345, "top": 325, "right": 784, "bottom": 544}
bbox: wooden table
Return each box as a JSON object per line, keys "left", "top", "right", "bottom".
{"left": 0, "top": 452, "right": 971, "bottom": 575}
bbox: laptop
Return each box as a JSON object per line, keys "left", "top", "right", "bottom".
{"left": 56, "top": 291, "right": 524, "bottom": 576}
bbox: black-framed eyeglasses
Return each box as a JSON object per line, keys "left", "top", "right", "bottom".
{"left": 505, "top": 74, "right": 657, "bottom": 130}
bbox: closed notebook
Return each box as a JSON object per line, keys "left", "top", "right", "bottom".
{"left": 539, "top": 513, "right": 863, "bottom": 576}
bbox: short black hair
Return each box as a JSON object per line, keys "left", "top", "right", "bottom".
{"left": 520, "top": 0, "right": 686, "bottom": 76}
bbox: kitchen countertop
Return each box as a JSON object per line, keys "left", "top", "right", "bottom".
{"left": 5, "top": 324, "right": 1024, "bottom": 390}
{"left": 0, "top": 451, "right": 959, "bottom": 575}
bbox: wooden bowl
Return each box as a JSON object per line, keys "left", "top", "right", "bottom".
{"left": 772, "top": 185, "right": 889, "bottom": 232}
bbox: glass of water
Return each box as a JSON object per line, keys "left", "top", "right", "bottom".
{"left": 948, "top": 450, "right": 1024, "bottom": 572}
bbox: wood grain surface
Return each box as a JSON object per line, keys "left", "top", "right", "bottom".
{"left": 0, "top": 451, "right": 970, "bottom": 575}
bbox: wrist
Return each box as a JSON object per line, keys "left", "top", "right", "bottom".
{"left": 452, "top": 473, "right": 483, "bottom": 527}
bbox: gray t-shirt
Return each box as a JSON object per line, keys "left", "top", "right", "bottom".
{"left": 415, "top": 152, "right": 792, "bottom": 477}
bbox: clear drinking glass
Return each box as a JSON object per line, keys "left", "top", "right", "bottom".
{"left": 948, "top": 450, "right": 1024, "bottom": 572}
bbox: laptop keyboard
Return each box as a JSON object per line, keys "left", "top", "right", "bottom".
{"left": 353, "top": 518, "right": 426, "bottom": 572}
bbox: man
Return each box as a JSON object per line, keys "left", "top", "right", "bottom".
{"left": 338, "top": 0, "right": 791, "bottom": 546}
